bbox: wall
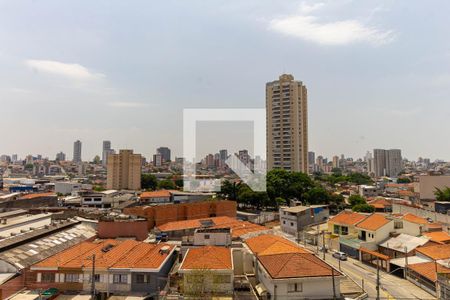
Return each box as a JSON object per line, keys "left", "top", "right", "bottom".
{"left": 417, "top": 175, "right": 450, "bottom": 200}
{"left": 0, "top": 274, "right": 25, "bottom": 300}
{"left": 97, "top": 221, "right": 148, "bottom": 241}
{"left": 393, "top": 204, "right": 450, "bottom": 232}
{"left": 124, "top": 200, "right": 237, "bottom": 229}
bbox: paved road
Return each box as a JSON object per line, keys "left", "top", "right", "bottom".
{"left": 274, "top": 228, "right": 436, "bottom": 300}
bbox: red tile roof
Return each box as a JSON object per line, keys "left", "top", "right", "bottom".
{"left": 416, "top": 244, "right": 450, "bottom": 260}
{"left": 258, "top": 253, "right": 341, "bottom": 279}
{"left": 408, "top": 262, "right": 450, "bottom": 282}
{"left": 20, "top": 192, "right": 56, "bottom": 199}
{"left": 356, "top": 214, "right": 391, "bottom": 231}
{"left": 423, "top": 231, "right": 450, "bottom": 244}
{"left": 180, "top": 246, "right": 232, "bottom": 270}
{"left": 245, "top": 234, "right": 310, "bottom": 256}
{"left": 329, "top": 211, "right": 367, "bottom": 226}
{"left": 140, "top": 190, "right": 171, "bottom": 199}
{"left": 33, "top": 240, "right": 174, "bottom": 270}
{"left": 402, "top": 213, "right": 428, "bottom": 225}
{"left": 157, "top": 216, "right": 266, "bottom": 238}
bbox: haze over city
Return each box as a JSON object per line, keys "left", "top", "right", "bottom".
{"left": 1, "top": 0, "right": 450, "bottom": 160}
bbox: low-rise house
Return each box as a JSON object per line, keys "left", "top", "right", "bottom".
{"left": 279, "top": 205, "right": 329, "bottom": 235}
{"left": 139, "top": 190, "right": 171, "bottom": 204}
{"left": 359, "top": 185, "right": 380, "bottom": 198}
{"left": 178, "top": 246, "right": 233, "bottom": 297}
{"left": 29, "top": 239, "right": 176, "bottom": 297}
{"left": 416, "top": 244, "right": 450, "bottom": 261}
{"left": 156, "top": 216, "right": 267, "bottom": 240}
{"left": 406, "top": 261, "right": 450, "bottom": 296}
{"left": 368, "top": 198, "right": 392, "bottom": 212}
{"left": 378, "top": 233, "right": 430, "bottom": 259}
{"left": 328, "top": 211, "right": 367, "bottom": 237}
{"left": 241, "top": 234, "right": 342, "bottom": 300}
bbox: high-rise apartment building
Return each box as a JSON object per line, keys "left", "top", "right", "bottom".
{"left": 153, "top": 153, "right": 162, "bottom": 167}
{"left": 106, "top": 149, "right": 142, "bottom": 190}
{"left": 266, "top": 74, "right": 308, "bottom": 172}
{"left": 102, "top": 140, "right": 112, "bottom": 167}
{"left": 73, "top": 140, "right": 82, "bottom": 163}
{"left": 56, "top": 152, "right": 66, "bottom": 161}
{"left": 332, "top": 156, "right": 340, "bottom": 169}
{"left": 373, "top": 149, "right": 403, "bottom": 177}
{"left": 219, "top": 149, "right": 228, "bottom": 162}
{"left": 157, "top": 147, "right": 171, "bottom": 162}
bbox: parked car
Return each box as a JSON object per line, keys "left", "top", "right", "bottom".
{"left": 332, "top": 251, "right": 348, "bottom": 261}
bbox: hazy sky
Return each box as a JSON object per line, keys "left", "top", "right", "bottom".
{"left": 1, "top": 0, "right": 450, "bottom": 161}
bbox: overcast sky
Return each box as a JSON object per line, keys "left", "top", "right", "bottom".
{"left": 1, "top": 0, "right": 450, "bottom": 161}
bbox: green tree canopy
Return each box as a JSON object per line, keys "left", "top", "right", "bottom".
{"left": 397, "top": 177, "right": 412, "bottom": 184}
{"left": 434, "top": 187, "right": 450, "bottom": 202}
{"left": 348, "top": 194, "right": 366, "bottom": 206}
{"left": 158, "top": 179, "right": 176, "bottom": 190}
{"left": 352, "top": 203, "right": 375, "bottom": 213}
{"left": 141, "top": 173, "right": 158, "bottom": 190}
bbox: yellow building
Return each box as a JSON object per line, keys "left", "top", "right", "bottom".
{"left": 106, "top": 149, "right": 142, "bottom": 190}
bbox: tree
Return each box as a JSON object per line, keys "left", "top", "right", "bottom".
{"left": 158, "top": 179, "right": 176, "bottom": 190}
{"left": 434, "top": 187, "right": 450, "bottom": 202}
{"left": 305, "top": 186, "right": 331, "bottom": 205}
{"left": 352, "top": 203, "right": 375, "bottom": 213}
{"left": 266, "top": 169, "right": 314, "bottom": 203}
{"left": 348, "top": 195, "right": 366, "bottom": 206}
{"left": 218, "top": 180, "right": 241, "bottom": 200}
{"left": 92, "top": 155, "right": 101, "bottom": 164}
{"left": 397, "top": 177, "right": 412, "bottom": 184}
{"left": 141, "top": 173, "right": 158, "bottom": 190}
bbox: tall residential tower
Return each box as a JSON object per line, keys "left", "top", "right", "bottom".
{"left": 107, "top": 149, "right": 142, "bottom": 190}
{"left": 73, "top": 140, "right": 82, "bottom": 163}
{"left": 266, "top": 74, "right": 308, "bottom": 172}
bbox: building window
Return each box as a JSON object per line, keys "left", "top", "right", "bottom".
{"left": 394, "top": 221, "right": 403, "bottom": 229}
{"left": 136, "top": 274, "right": 146, "bottom": 284}
{"left": 283, "top": 220, "right": 286, "bottom": 224}
{"left": 41, "top": 273, "right": 55, "bottom": 283}
{"left": 204, "top": 234, "right": 210, "bottom": 239}
{"left": 288, "top": 283, "right": 302, "bottom": 293}
{"left": 113, "top": 274, "right": 128, "bottom": 284}
{"left": 341, "top": 226, "right": 348, "bottom": 235}
{"left": 65, "top": 273, "right": 79, "bottom": 283}
{"left": 290, "top": 222, "right": 294, "bottom": 227}
{"left": 333, "top": 225, "right": 339, "bottom": 234}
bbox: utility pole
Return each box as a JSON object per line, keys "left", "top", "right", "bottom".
{"left": 91, "top": 254, "right": 96, "bottom": 300}
{"left": 404, "top": 246, "right": 408, "bottom": 279}
{"left": 316, "top": 225, "right": 320, "bottom": 254}
{"left": 322, "top": 231, "right": 326, "bottom": 260}
{"left": 331, "top": 266, "right": 337, "bottom": 300}
{"left": 376, "top": 258, "right": 380, "bottom": 300}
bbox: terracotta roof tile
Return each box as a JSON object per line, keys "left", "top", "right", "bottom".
{"left": 356, "top": 214, "right": 391, "bottom": 231}
{"left": 408, "top": 262, "right": 450, "bottom": 282}
{"left": 180, "top": 246, "right": 232, "bottom": 270}
{"left": 416, "top": 244, "right": 450, "bottom": 260}
{"left": 157, "top": 216, "right": 266, "bottom": 238}
{"left": 20, "top": 192, "right": 56, "bottom": 200}
{"left": 402, "top": 213, "right": 428, "bottom": 225}
{"left": 245, "top": 234, "right": 310, "bottom": 256}
{"left": 140, "top": 190, "right": 171, "bottom": 199}
{"left": 112, "top": 243, "right": 174, "bottom": 269}
{"left": 329, "top": 211, "right": 367, "bottom": 226}
{"left": 423, "top": 231, "right": 450, "bottom": 244}
{"left": 258, "top": 253, "right": 341, "bottom": 279}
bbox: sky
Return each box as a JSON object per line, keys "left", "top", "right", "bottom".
{"left": 1, "top": 0, "right": 450, "bottom": 162}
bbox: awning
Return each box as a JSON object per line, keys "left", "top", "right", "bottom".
{"left": 390, "top": 256, "right": 431, "bottom": 268}
{"left": 360, "top": 247, "right": 390, "bottom": 260}
{"left": 255, "top": 282, "right": 268, "bottom": 296}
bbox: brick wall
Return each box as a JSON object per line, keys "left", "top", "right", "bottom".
{"left": 124, "top": 200, "right": 237, "bottom": 229}
{"left": 98, "top": 220, "right": 148, "bottom": 241}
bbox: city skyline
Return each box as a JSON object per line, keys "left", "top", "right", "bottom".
{"left": 1, "top": 1, "right": 450, "bottom": 160}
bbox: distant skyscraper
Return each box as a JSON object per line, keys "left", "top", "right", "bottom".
{"left": 107, "top": 149, "right": 142, "bottom": 190}
{"left": 56, "top": 152, "right": 66, "bottom": 161}
{"left": 157, "top": 147, "right": 171, "bottom": 162}
{"left": 266, "top": 74, "right": 308, "bottom": 172}
{"left": 11, "top": 154, "right": 18, "bottom": 163}
{"left": 332, "top": 156, "right": 340, "bottom": 169}
{"left": 73, "top": 140, "right": 82, "bottom": 163}
{"left": 373, "top": 149, "right": 403, "bottom": 177}
{"left": 219, "top": 149, "right": 228, "bottom": 162}
{"left": 102, "top": 140, "right": 112, "bottom": 167}
{"left": 153, "top": 153, "right": 162, "bottom": 167}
